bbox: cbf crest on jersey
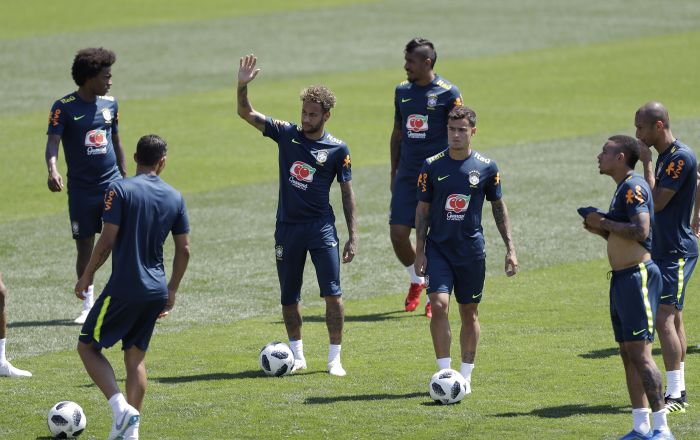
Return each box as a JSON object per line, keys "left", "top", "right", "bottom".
{"left": 468, "top": 170, "right": 480, "bottom": 187}
{"left": 314, "top": 149, "right": 328, "bottom": 165}
{"left": 102, "top": 108, "right": 112, "bottom": 124}
{"left": 427, "top": 94, "right": 438, "bottom": 109}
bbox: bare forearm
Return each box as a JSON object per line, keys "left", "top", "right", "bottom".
{"left": 415, "top": 207, "right": 430, "bottom": 253}
{"left": 113, "top": 136, "right": 127, "bottom": 176}
{"left": 168, "top": 244, "right": 190, "bottom": 293}
{"left": 599, "top": 218, "right": 646, "bottom": 242}
{"left": 83, "top": 240, "right": 112, "bottom": 280}
{"left": 237, "top": 84, "right": 265, "bottom": 129}
{"left": 390, "top": 128, "right": 401, "bottom": 175}
{"left": 492, "top": 200, "right": 515, "bottom": 251}
{"left": 341, "top": 186, "right": 357, "bottom": 241}
{"left": 45, "top": 141, "right": 59, "bottom": 172}
{"left": 642, "top": 160, "right": 655, "bottom": 190}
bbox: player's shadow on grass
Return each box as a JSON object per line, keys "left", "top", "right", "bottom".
{"left": 152, "top": 369, "right": 325, "bottom": 384}
{"left": 492, "top": 404, "right": 627, "bottom": 418}
{"left": 9, "top": 319, "right": 76, "bottom": 328}
{"left": 282, "top": 310, "right": 410, "bottom": 324}
{"left": 579, "top": 345, "right": 700, "bottom": 359}
{"left": 305, "top": 391, "right": 424, "bottom": 404}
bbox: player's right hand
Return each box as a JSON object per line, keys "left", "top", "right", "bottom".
{"left": 637, "top": 138, "right": 652, "bottom": 163}
{"left": 238, "top": 54, "right": 261, "bottom": 85}
{"left": 47, "top": 170, "right": 64, "bottom": 192}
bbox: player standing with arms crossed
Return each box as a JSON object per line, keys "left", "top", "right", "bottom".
{"left": 390, "top": 38, "right": 463, "bottom": 318}
{"left": 236, "top": 54, "right": 357, "bottom": 376}
{"left": 45, "top": 48, "right": 127, "bottom": 324}
{"left": 636, "top": 102, "right": 698, "bottom": 412}
{"left": 414, "top": 106, "right": 517, "bottom": 392}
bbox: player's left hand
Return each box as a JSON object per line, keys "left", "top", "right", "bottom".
{"left": 505, "top": 250, "right": 518, "bottom": 277}
{"left": 637, "top": 139, "right": 653, "bottom": 163}
{"left": 159, "top": 289, "right": 176, "bottom": 318}
{"left": 692, "top": 215, "right": 700, "bottom": 238}
{"left": 342, "top": 240, "right": 356, "bottom": 263}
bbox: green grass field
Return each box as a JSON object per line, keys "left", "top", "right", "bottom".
{"left": 1, "top": 1, "right": 700, "bottom": 438}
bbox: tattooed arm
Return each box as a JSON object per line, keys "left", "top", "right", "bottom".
{"left": 587, "top": 212, "right": 650, "bottom": 243}
{"left": 340, "top": 181, "right": 357, "bottom": 263}
{"left": 237, "top": 54, "right": 266, "bottom": 132}
{"left": 491, "top": 198, "right": 518, "bottom": 276}
{"left": 414, "top": 201, "right": 431, "bottom": 276}
{"left": 74, "top": 223, "right": 119, "bottom": 298}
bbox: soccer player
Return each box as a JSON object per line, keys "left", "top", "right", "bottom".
{"left": 75, "top": 135, "right": 190, "bottom": 440}
{"left": 582, "top": 134, "right": 673, "bottom": 440}
{"left": 636, "top": 102, "right": 697, "bottom": 412}
{"left": 414, "top": 106, "right": 517, "bottom": 393}
{"left": 236, "top": 54, "right": 357, "bottom": 376}
{"left": 0, "top": 273, "right": 32, "bottom": 378}
{"left": 390, "top": 37, "right": 463, "bottom": 317}
{"left": 45, "top": 47, "right": 127, "bottom": 324}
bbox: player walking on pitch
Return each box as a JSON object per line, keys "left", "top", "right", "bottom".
{"left": 45, "top": 47, "right": 127, "bottom": 324}
{"left": 390, "top": 38, "right": 463, "bottom": 318}
{"left": 0, "top": 273, "right": 32, "bottom": 377}
{"left": 582, "top": 134, "right": 673, "bottom": 439}
{"left": 414, "top": 106, "right": 517, "bottom": 392}
{"left": 76, "top": 135, "right": 190, "bottom": 439}
{"left": 636, "top": 102, "right": 698, "bottom": 413}
{"left": 236, "top": 54, "right": 358, "bottom": 376}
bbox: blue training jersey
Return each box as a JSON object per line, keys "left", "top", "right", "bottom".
{"left": 394, "top": 75, "right": 462, "bottom": 178}
{"left": 417, "top": 149, "right": 501, "bottom": 260}
{"left": 101, "top": 174, "right": 189, "bottom": 301}
{"left": 606, "top": 172, "right": 654, "bottom": 253}
{"left": 652, "top": 140, "right": 698, "bottom": 259}
{"left": 47, "top": 92, "right": 121, "bottom": 191}
{"left": 263, "top": 117, "right": 352, "bottom": 224}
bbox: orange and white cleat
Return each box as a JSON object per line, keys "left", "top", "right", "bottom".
{"left": 404, "top": 283, "right": 424, "bottom": 312}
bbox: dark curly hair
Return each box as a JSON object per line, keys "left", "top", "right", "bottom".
{"left": 71, "top": 47, "right": 116, "bottom": 86}
{"left": 300, "top": 85, "right": 336, "bottom": 112}
{"left": 448, "top": 106, "right": 477, "bottom": 127}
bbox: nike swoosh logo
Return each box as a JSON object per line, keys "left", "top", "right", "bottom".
{"left": 401, "top": 98, "right": 412, "bottom": 103}
{"left": 73, "top": 115, "right": 85, "bottom": 120}
{"left": 437, "top": 175, "right": 449, "bottom": 181}
{"left": 660, "top": 295, "right": 674, "bottom": 299}
{"left": 115, "top": 411, "right": 127, "bottom": 429}
{"left": 632, "top": 329, "right": 645, "bottom": 336}
{"left": 472, "top": 292, "right": 482, "bottom": 299}
{"left": 79, "top": 332, "right": 89, "bottom": 336}
{"left": 331, "top": 242, "right": 338, "bottom": 247}
{"left": 291, "top": 139, "right": 302, "bottom": 144}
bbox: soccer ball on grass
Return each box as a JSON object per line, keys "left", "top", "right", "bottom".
{"left": 429, "top": 369, "right": 468, "bottom": 404}
{"left": 47, "top": 401, "right": 86, "bottom": 438}
{"left": 259, "top": 341, "right": 294, "bottom": 377}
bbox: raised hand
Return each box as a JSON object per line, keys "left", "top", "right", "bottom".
{"left": 238, "top": 54, "right": 261, "bottom": 85}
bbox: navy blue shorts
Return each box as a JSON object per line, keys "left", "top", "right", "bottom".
{"left": 274, "top": 220, "right": 342, "bottom": 306}
{"left": 425, "top": 242, "right": 486, "bottom": 304}
{"left": 389, "top": 173, "right": 419, "bottom": 227}
{"left": 79, "top": 294, "right": 166, "bottom": 351}
{"left": 656, "top": 256, "right": 697, "bottom": 310}
{"left": 609, "top": 261, "right": 661, "bottom": 343}
{"left": 68, "top": 189, "right": 106, "bottom": 239}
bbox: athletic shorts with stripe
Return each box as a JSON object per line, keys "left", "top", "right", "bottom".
{"left": 655, "top": 256, "right": 697, "bottom": 310}
{"left": 79, "top": 293, "right": 167, "bottom": 351}
{"left": 609, "top": 260, "right": 661, "bottom": 343}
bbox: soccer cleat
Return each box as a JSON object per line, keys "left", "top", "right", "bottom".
{"left": 327, "top": 361, "right": 346, "bottom": 377}
{"left": 292, "top": 358, "right": 307, "bottom": 373}
{"left": 680, "top": 390, "right": 688, "bottom": 407}
{"left": 664, "top": 395, "right": 686, "bottom": 413}
{"left": 425, "top": 302, "right": 432, "bottom": 318}
{"left": 618, "top": 430, "right": 652, "bottom": 440}
{"left": 650, "top": 430, "right": 675, "bottom": 440}
{"left": 74, "top": 309, "right": 90, "bottom": 324}
{"left": 0, "top": 361, "right": 32, "bottom": 378}
{"left": 404, "top": 283, "right": 424, "bottom": 312}
{"left": 108, "top": 405, "right": 140, "bottom": 440}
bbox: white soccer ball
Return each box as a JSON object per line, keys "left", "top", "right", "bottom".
{"left": 47, "top": 401, "right": 87, "bottom": 438}
{"left": 259, "top": 341, "right": 294, "bottom": 377}
{"left": 429, "top": 369, "right": 468, "bottom": 404}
